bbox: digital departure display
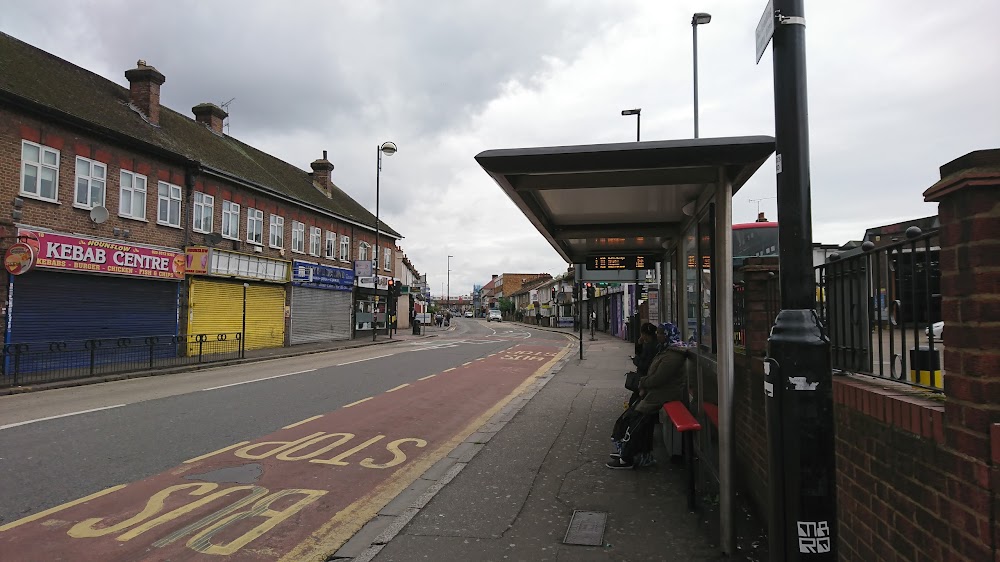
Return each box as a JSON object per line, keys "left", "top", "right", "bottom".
{"left": 586, "top": 255, "right": 656, "bottom": 270}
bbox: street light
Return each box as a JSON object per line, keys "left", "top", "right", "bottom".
{"left": 447, "top": 255, "right": 453, "bottom": 316}
{"left": 373, "top": 140, "right": 397, "bottom": 341}
{"left": 621, "top": 108, "right": 641, "bottom": 142}
{"left": 691, "top": 12, "right": 712, "bottom": 138}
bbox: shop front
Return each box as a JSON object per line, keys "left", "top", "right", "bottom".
{"left": 353, "top": 261, "right": 392, "bottom": 337}
{"left": 289, "top": 260, "right": 354, "bottom": 344}
{"left": 5, "top": 228, "right": 184, "bottom": 372}
{"left": 185, "top": 247, "right": 289, "bottom": 352}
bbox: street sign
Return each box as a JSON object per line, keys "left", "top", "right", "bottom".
{"left": 755, "top": 0, "right": 774, "bottom": 64}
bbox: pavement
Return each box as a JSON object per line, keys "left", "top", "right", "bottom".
{"left": 334, "top": 322, "right": 768, "bottom": 562}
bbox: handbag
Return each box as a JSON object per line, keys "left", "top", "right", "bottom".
{"left": 624, "top": 370, "right": 640, "bottom": 392}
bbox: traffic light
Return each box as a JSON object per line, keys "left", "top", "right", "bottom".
{"left": 585, "top": 282, "right": 595, "bottom": 299}
{"left": 387, "top": 279, "right": 401, "bottom": 298}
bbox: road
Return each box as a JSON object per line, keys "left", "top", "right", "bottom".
{"left": 0, "top": 319, "right": 572, "bottom": 561}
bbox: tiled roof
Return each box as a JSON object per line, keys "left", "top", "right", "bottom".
{"left": 0, "top": 31, "right": 400, "bottom": 238}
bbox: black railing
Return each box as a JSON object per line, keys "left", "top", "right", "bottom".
{"left": 733, "top": 282, "right": 746, "bottom": 349}
{"left": 815, "top": 227, "right": 942, "bottom": 391}
{"left": 1, "top": 333, "right": 243, "bottom": 388}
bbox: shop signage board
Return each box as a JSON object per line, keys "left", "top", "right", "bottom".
{"left": 184, "top": 247, "right": 290, "bottom": 283}
{"left": 19, "top": 229, "right": 184, "bottom": 280}
{"left": 354, "top": 260, "right": 372, "bottom": 278}
{"left": 291, "top": 261, "right": 355, "bottom": 291}
{"left": 4, "top": 242, "right": 36, "bottom": 275}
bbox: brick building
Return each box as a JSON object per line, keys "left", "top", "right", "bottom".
{"left": 0, "top": 32, "right": 402, "bottom": 353}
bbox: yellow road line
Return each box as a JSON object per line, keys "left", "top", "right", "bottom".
{"left": 280, "top": 342, "right": 572, "bottom": 562}
{"left": 183, "top": 441, "right": 251, "bottom": 464}
{"left": 0, "top": 484, "right": 127, "bottom": 532}
{"left": 283, "top": 415, "right": 324, "bottom": 430}
{"left": 342, "top": 397, "right": 373, "bottom": 408}
{"left": 386, "top": 384, "right": 409, "bottom": 393}
{"left": 443, "top": 368, "right": 456, "bottom": 372}
{"left": 418, "top": 374, "right": 436, "bottom": 381}
{"left": 462, "top": 362, "right": 473, "bottom": 366}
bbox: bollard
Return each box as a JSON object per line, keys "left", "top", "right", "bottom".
{"left": 909, "top": 346, "right": 942, "bottom": 388}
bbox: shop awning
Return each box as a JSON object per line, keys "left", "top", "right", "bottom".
{"left": 475, "top": 136, "right": 775, "bottom": 264}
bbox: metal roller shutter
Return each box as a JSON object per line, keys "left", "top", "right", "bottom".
{"left": 9, "top": 271, "right": 178, "bottom": 343}
{"left": 188, "top": 279, "right": 285, "bottom": 352}
{"left": 289, "top": 287, "right": 352, "bottom": 344}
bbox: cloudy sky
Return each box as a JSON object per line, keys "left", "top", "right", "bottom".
{"left": 4, "top": 1, "right": 997, "bottom": 298}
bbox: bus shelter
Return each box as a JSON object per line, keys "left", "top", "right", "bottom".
{"left": 476, "top": 136, "right": 775, "bottom": 553}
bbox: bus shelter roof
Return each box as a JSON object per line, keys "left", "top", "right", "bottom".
{"left": 475, "top": 136, "right": 775, "bottom": 264}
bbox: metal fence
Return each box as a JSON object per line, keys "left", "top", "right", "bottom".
{"left": 815, "top": 227, "right": 942, "bottom": 391}
{"left": 1, "top": 333, "right": 243, "bottom": 388}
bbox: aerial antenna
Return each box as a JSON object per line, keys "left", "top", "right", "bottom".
{"left": 220, "top": 97, "right": 235, "bottom": 134}
{"left": 749, "top": 196, "right": 777, "bottom": 214}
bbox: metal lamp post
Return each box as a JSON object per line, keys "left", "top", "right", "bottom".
{"left": 447, "top": 255, "right": 453, "bottom": 316}
{"left": 621, "top": 108, "right": 641, "bottom": 141}
{"left": 692, "top": 12, "right": 711, "bottom": 138}
{"left": 373, "top": 141, "right": 397, "bottom": 342}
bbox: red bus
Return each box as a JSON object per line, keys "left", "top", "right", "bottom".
{"left": 733, "top": 221, "right": 778, "bottom": 262}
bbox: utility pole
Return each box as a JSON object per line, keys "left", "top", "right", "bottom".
{"left": 762, "top": 0, "right": 837, "bottom": 559}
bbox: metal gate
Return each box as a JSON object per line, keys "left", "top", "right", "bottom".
{"left": 289, "top": 286, "right": 351, "bottom": 344}
{"left": 188, "top": 278, "right": 285, "bottom": 352}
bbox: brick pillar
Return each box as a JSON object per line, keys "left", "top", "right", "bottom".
{"left": 739, "top": 257, "right": 781, "bottom": 357}
{"left": 923, "top": 148, "right": 1000, "bottom": 560}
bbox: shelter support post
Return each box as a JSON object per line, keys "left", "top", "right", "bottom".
{"left": 715, "top": 172, "right": 735, "bottom": 554}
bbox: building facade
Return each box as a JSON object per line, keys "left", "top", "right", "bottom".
{"left": 0, "top": 32, "right": 402, "bottom": 353}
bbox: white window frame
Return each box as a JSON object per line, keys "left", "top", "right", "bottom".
{"left": 192, "top": 191, "right": 214, "bottom": 233}
{"left": 358, "top": 242, "right": 369, "bottom": 262}
{"left": 309, "top": 226, "right": 322, "bottom": 256}
{"left": 246, "top": 208, "right": 264, "bottom": 245}
{"left": 157, "top": 181, "right": 182, "bottom": 228}
{"left": 221, "top": 200, "right": 240, "bottom": 240}
{"left": 325, "top": 231, "right": 336, "bottom": 259}
{"left": 119, "top": 169, "right": 148, "bottom": 221}
{"left": 383, "top": 247, "right": 392, "bottom": 271}
{"left": 20, "top": 140, "right": 60, "bottom": 203}
{"left": 74, "top": 156, "right": 107, "bottom": 209}
{"left": 291, "top": 221, "right": 305, "bottom": 253}
{"left": 340, "top": 235, "right": 351, "bottom": 261}
{"left": 269, "top": 215, "right": 284, "bottom": 249}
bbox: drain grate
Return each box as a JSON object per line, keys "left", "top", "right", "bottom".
{"left": 563, "top": 510, "right": 607, "bottom": 546}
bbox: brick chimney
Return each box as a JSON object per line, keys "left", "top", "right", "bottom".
{"left": 310, "top": 151, "right": 335, "bottom": 197}
{"left": 756, "top": 212, "right": 768, "bottom": 222}
{"left": 125, "top": 60, "right": 166, "bottom": 125}
{"left": 192, "top": 103, "right": 228, "bottom": 134}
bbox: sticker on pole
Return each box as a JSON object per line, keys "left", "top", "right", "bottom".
{"left": 797, "top": 520, "right": 832, "bottom": 553}
{"left": 789, "top": 376, "right": 819, "bottom": 391}
{"left": 756, "top": 0, "right": 775, "bottom": 63}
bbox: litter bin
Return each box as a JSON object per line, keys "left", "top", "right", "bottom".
{"left": 412, "top": 322, "right": 421, "bottom": 335}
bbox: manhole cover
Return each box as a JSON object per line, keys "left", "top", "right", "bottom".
{"left": 563, "top": 510, "right": 607, "bottom": 546}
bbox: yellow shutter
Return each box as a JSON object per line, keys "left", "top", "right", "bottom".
{"left": 188, "top": 278, "right": 285, "bottom": 353}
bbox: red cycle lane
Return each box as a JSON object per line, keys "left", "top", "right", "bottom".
{"left": 0, "top": 342, "right": 569, "bottom": 562}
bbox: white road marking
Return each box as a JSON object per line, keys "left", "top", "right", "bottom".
{"left": 443, "top": 368, "right": 456, "bottom": 372}
{"left": 0, "top": 404, "right": 127, "bottom": 431}
{"left": 200, "top": 369, "right": 317, "bottom": 391}
{"left": 386, "top": 384, "right": 409, "bottom": 393}
{"left": 283, "top": 414, "right": 324, "bottom": 429}
{"left": 337, "top": 354, "right": 394, "bottom": 365}
{"left": 418, "top": 374, "right": 436, "bottom": 380}
{"left": 342, "top": 397, "right": 373, "bottom": 408}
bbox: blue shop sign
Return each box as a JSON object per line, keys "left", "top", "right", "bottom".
{"left": 291, "top": 261, "right": 354, "bottom": 291}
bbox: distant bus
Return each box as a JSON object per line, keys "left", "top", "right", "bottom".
{"left": 733, "top": 221, "right": 778, "bottom": 263}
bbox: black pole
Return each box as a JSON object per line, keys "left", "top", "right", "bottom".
{"left": 374, "top": 146, "right": 380, "bottom": 342}
{"left": 636, "top": 113, "right": 640, "bottom": 142}
{"left": 693, "top": 22, "right": 699, "bottom": 138}
{"left": 766, "top": 1, "right": 837, "bottom": 560}
{"left": 578, "top": 281, "right": 583, "bottom": 360}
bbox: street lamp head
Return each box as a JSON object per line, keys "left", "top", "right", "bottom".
{"left": 379, "top": 141, "right": 397, "bottom": 156}
{"left": 692, "top": 12, "right": 712, "bottom": 25}
{"left": 621, "top": 108, "right": 641, "bottom": 116}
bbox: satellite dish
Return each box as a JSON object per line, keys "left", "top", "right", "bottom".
{"left": 90, "top": 206, "right": 109, "bottom": 224}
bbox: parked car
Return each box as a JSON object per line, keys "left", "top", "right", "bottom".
{"left": 926, "top": 321, "right": 944, "bottom": 341}
{"left": 488, "top": 309, "right": 502, "bottom": 322}
{"left": 465, "top": 311, "right": 473, "bottom": 318}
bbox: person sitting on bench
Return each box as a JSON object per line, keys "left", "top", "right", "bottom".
{"left": 608, "top": 328, "right": 689, "bottom": 469}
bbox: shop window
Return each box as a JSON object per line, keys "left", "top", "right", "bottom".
{"left": 291, "top": 221, "right": 305, "bottom": 253}
{"left": 120, "top": 170, "right": 148, "bottom": 220}
{"left": 221, "top": 200, "right": 240, "bottom": 240}
{"left": 74, "top": 156, "right": 106, "bottom": 209}
{"left": 21, "top": 140, "right": 60, "bottom": 203}
{"left": 157, "top": 181, "right": 182, "bottom": 228}
{"left": 340, "top": 235, "right": 350, "bottom": 261}
{"left": 269, "top": 215, "right": 284, "bottom": 249}
{"left": 247, "top": 208, "right": 264, "bottom": 245}
{"left": 192, "top": 191, "right": 213, "bottom": 233}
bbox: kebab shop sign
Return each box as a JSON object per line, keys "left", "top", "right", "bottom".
{"left": 18, "top": 230, "right": 185, "bottom": 280}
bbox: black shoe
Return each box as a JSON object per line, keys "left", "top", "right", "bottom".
{"left": 606, "top": 458, "right": 634, "bottom": 469}
{"left": 609, "top": 452, "right": 621, "bottom": 459}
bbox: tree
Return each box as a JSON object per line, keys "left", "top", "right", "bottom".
{"left": 498, "top": 297, "right": 514, "bottom": 314}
